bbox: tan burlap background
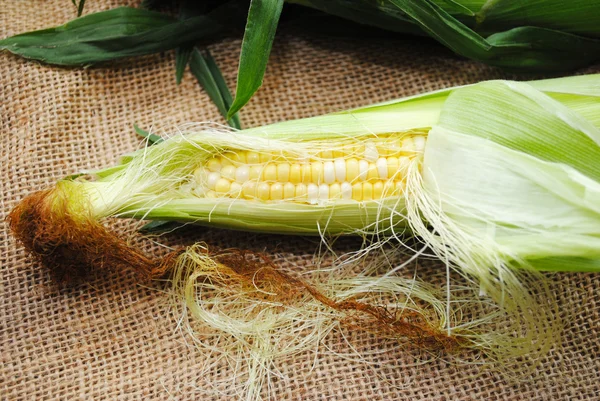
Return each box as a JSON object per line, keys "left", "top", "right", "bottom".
{"left": 2, "top": 1, "right": 600, "bottom": 400}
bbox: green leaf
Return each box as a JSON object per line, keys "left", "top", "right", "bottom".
{"left": 71, "top": 0, "right": 86, "bottom": 16}
{"left": 290, "top": 0, "right": 600, "bottom": 71}
{"left": 227, "top": 0, "right": 284, "bottom": 118}
{"left": 138, "top": 220, "right": 184, "bottom": 233}
{"left": 190, "top": 49, "right": 241, "bottom": 129}
{"left": 387, "top": 0, "right": 600, "bottom": 71}
{"left": 175, "top": 46, "right": 193, "bottom": 85}
{"left": 134, "top": 124, "right": 163, "bottom": 145}
{"left": 0, "top": 7, "right": 221, "bottom": 65}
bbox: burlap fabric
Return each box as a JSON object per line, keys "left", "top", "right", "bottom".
{"left": 2, "top": 1, "right": 599, "bottom": 400}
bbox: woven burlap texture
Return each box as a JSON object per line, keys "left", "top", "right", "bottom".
{"left": 2, "top": 1, "right": 599, "bottom": 400}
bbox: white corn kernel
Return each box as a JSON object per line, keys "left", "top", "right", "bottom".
{"left": 358, "top": 160, "right": 369, "bottom": 181}
{"left": 334, "top": 158, "right": 346, "bottom": 182}
{"left": 376, "top": 158, "right": 388, "bottom": 179}
{"left": 323, "top": 161, "right": 335, "bottom": 184}
{"left": 364, "top": 141, "right": 379, "bottom": 162}
{"left": 235, "top": 165, "right": 250, "bottom": 183}
{"left": 307, "top": 184, "right": 319, "bottom": 204}
{"left": 341, "top": 182, "right": 352, "bottom": 200}
{"left": 207, "top": 172, "right": 220, "bottom": 190}
{"left": 318, "top": 184, "right": 329, "bottom": 201}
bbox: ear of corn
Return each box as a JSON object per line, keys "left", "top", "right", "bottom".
{"left": 12, "top": 75, "right": 600, "bottom": 279}
{"left": 72, "top": 75, "right": 600, "bottom": 276}
{"left": 10, "top": 76, "right": 599, "bottom": 391}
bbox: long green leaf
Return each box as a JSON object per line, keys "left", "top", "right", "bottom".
{"left": 175, "top": 46, "right": 193, "bottom": 84}
{"left": 227, "top": 0, "right": 284, "bottom": 118}
{"left": 290, "top": 0, "right": 600, "bottom": 71}
{"left": 204, "top": 51, "right": 241, "bottom": 129}
{"left": 190, "top": 49, "right": 241, "bottom": 129}
{"left": 71, "top": 0, "right": 86, "bottom": 16}
{"left": 386, "top": 0, "right": 600, "bottom": 71}
{"left": 134, "top": 124, "right": 164, "bottom": 145}
{"left": 0, "top": 7, "right": 221, "bottom": 65}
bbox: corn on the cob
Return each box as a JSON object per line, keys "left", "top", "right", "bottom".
{"left": 10, "top": 75, "right": 600, "bottom": 276}
{"left": 8, "top": 76, "right": 600, "bottom": 398}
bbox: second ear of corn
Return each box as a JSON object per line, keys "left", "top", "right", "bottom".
{"left": 54, "top": 75, "right": 600, "bottom": 274}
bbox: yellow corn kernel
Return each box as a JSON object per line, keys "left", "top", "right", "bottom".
{"left": 283, "top": 183, "right": 295, "bottom": 199}
{"left": 352, "top": 182, "right": 362, "bottom": 201}
{"left": 230, "top": 152, "right": 246, "bottom": 164}
{"left": 230, "top": 182, "right": 242, "bottom": 197}
{"left": 215, "top": 178, "right": 231, "bottom": 194}
{"left": 301, "top": 163, "right": 312, "bottom": 184}
{"left": 263, "top": 164, "right": 277, "bottom": 181}
{"left": 378, "top": 139, "right": 401, "bottom": 157}
{"left": 249, "top": 165, "right": 262, "bottom": 180}
{"left": 383, "top": 181, "right": 395, "bottom": 197}
{"left": 319, "top": 150, "right": 333, "bottom": 160}
{"left": 270, "top": 183, "right": 283, "bottom": 200}
{"left": 221, "top": 165, "right": 236, "bottom": 181}
{"left": 257, "top": 182, "right": 270, "bottom": 201}
{"left": 259, "top": 152, "right": 272, "bottom": 163}
{"left": 398, "top": 156, "right": 410, "bottom": 176}
{"left": 362, "top": 182, "right": 373, "bottom": 201}
{"left": 206, "top": 157, "right": 221, "bottom": 172}
{"left": 220, "top": 153, "right": 234, "bottom": 166}
{"left": 311, "top": 161, "right": 324, "bottom": 184}
{"left": 367, "top": 163, "right": 378, "bottom": 180}
{"left": 246, "top": 151, "right": 260, "bottom": 165}
{"left": 295, "top": 183, "right": 308, "bottom": 201}
{"left": 330, "top": 183, "right": 341, "bottom": 199}
{"left": 289, "top": 164, "right": 302, "bottom": 184}
{"left": 277, "top": 163, "right": 290, "bottom": 182}
{"left": 373, "top": 181, "right": 384, "bottom": 199}
{"left": 332, "top": 150, "right": 345, "bottom": 159}
{"left": 387, "top": 157, "right": 399, "bottom": 179}
{"left": 346, "top": 158, "right": 359, "bottom": 182}
{"left": 242, "top": 181, "right": 257, "bottom": 199}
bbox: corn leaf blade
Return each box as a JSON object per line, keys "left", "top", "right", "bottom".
{"left": 227, "top": 0, "right": 284, "bottom": 118}
{"left": 134, "top": 124, "right": 163, "bottom": 145}
{"left": 190, "top": 49, "right": 241, "bottom": 129}
{"left": 387, "top": 0, "right": 600, "bottom": 71}
{"left": 175, "top": 46, "right": 193, "bottom": 85}
{"left": 0, "top": 7, "right": 221, "bottom": 65}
